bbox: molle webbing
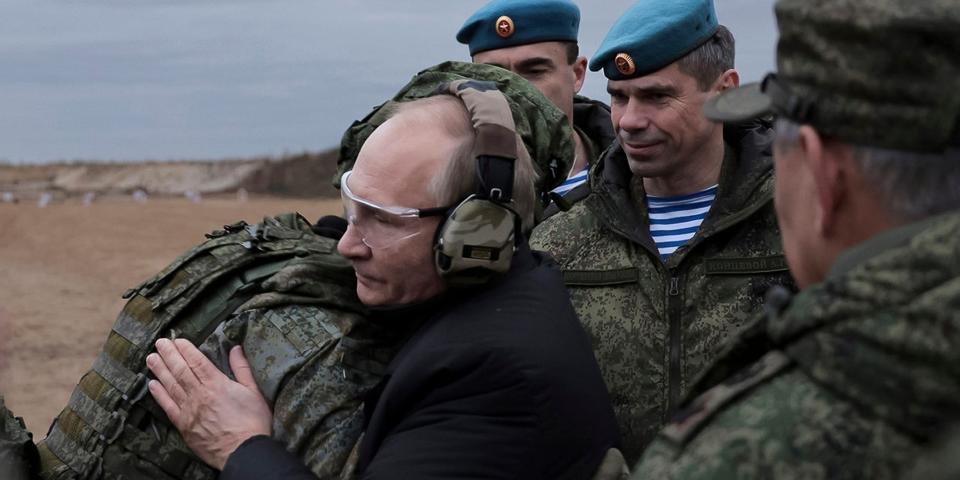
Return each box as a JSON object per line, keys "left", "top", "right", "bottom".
{"left": 39, "top": 213, "right": 341, "bottom": 480}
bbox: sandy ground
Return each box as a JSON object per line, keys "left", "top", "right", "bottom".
{"left": 0, "top": 195, "right": 342, "bottom": 436}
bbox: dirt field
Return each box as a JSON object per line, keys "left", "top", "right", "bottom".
{"left": 0, "top": 195, "right": 342, "bottom": 435}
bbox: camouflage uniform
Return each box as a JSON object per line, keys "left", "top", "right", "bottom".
{"left": 37, "top": 215, "right": 400, "bottom": 480}
{"left": 198, "top": 259, "right": 415, "bottom": 479}
{"left": 1, "top": 395, "right": 40, "bottom": 480}
{"left": 631, "top": 0, "right": 960, "bottom": 476}
{"left": 634, "top": 212, "right": 960, "bottom": 479}
{"left": 38, "top": 65, "right": 575, "bottom": 480}
{"left": 530, "top": 121, "right": 795, "bottom": 461}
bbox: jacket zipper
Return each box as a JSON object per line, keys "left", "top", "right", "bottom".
{"left": 593, "top": 166, "right": 775, "bottom": 420}
{"left": 667, "top": 273, "right": 682, "bottom": 416}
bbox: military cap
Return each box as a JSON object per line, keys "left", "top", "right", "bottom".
{"left": 456, "top": 0, "right": 580, "bottom": 56}
{"left": 705, "top": 0, "right": 960, "bottom": 152}
{"left": 590, "top": 0, "right": 718, "bottom": 80}
{"left": 335, "top": 61, "right": 575, "bottom": 218}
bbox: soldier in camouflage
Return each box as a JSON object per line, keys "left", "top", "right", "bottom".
{"left": 146, "top": 80, "right": 619, "bottom": 479}
{"left": 529, "top": 0, "right": 794, "bottom": 461}
{"left": 38, "top": 62, "right": 578, "bottom": 480}
{"left": 634, "top": 0, "right": 960, "bottom": 477}
{"left": 38, "top": 214, "right": 382, "bottom": 480}
{"left": 457, "top": 0, "right": 615, "bottom": 205}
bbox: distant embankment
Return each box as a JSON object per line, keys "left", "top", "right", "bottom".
{"left": 0, "top": 150, "right": 340, "bottom": 199}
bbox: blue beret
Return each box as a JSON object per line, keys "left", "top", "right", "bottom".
{"left": 457, "top": 0, "right": 580, "bottom": 56}
{"left": 590, "top": 0, "right": 718, "bottom": 80}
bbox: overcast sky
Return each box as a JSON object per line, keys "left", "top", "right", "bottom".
{"left": 0, "top": 0, "right": 777, "bottom": 164}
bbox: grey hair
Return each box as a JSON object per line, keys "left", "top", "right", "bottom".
{"left": 393, "top": 95, "right": 538, "bottom": 232}
{"left": 677, "top": 25, "right": 735, "bottom": 91}
{"left": 775, "top": 118, "right": 960, "bottom": 220}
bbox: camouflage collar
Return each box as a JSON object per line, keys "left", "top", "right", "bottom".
{"left": 770, "top": 212, "right": 960, "bottom": 345}
{"left": 587, "top": 120, "right": 775, "bottom": 249}
{"left": 827, "top": 211, "right": 960, "bottom": 281}
{"left": 586, "top": 143, "right": 651, "bottom": 247}
{"left": 766, "top": 211, "right": 960, "bottom": 438}
{"left": 684, "top": 214, "right": 960, "bottom": 447}
{"left": 709, "top": 121, "right": 776, "bottom": 221}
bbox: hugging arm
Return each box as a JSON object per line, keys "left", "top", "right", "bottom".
{"left": 146, "top": 339, "right": 272, "bottom": 471}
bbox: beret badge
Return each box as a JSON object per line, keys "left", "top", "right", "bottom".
{"left": 615, "top": 53, "right": 636, "bottom": 76}
{"left": 495, "top": 15, "right": 515, "bottom": 38}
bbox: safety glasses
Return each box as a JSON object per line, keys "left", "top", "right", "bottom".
{"left": 340, "top": 170, "right": 450, "bottom": 249}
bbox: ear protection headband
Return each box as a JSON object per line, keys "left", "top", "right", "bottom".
{"left": 433, "top": 80, "right": 522, "bottom": 287}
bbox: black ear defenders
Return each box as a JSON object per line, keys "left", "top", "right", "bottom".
{"left": 432, "top": 80, "right": 522, "bottom": 287}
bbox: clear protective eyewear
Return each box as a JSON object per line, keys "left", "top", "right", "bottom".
{"left": 340, "top": 170, "right": 451, "bottom": 249}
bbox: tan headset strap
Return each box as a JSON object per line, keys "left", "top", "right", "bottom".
{"left": 444, "top": 80, "right": 518, "bottom": 202}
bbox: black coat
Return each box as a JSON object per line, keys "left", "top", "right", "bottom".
{"left": 222, "top": 246, "right": 619, "bottom": 479}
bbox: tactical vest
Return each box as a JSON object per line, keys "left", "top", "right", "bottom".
{"left": 37, "top": 213, "right": 366, "bottom": 480}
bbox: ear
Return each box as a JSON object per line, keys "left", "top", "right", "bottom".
{"left": 714, "top": 68, "right": 740, "bottom": 93}
{"left": 799, "top": 126, "right": 844, "bottom": 238}
{"left": 572, "top": 56, "right": 588, "bottom": 93}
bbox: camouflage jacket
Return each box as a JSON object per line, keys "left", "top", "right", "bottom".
{"left": 199, "top": 261, "right": 413, "bottom": 479}
{"left": 1, "top": 395, "right": 39, "bottom": 480}
{"left": 634, "top": 212, "right": 960, "bottom": 479}
{"left": 38, "top": 215, "right": 411, "bottom": 480}
{"left": 530, "top": 121, "right": 795, "bottom": 462}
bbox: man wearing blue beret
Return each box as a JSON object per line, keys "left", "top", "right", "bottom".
{"left": 632, "top": 0, "right": 960, "bottom": 476}
{"left": 530, "top": 0, "right": 795, "bottom": 462}
{"left": 458, "top": 0, "right": 615, "bottom": 204}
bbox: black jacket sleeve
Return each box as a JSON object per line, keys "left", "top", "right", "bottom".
{"left": 220, "top": 435, "right": 316, "bottom": 480}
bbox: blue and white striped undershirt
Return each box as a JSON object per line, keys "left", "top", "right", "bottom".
{"left": 551, "top": 166, "right": 589, "bottom": 196}
{"left": 647, "top": 185, "right": 718, "bottom": 260}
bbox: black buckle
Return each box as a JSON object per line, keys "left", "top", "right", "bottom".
{"left": 206, "top": 220, "right": 248, "bottom": 239}
{"left": 224, "top": 220, "right": 249, "bottom": 233}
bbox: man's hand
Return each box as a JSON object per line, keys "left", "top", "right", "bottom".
{"left": 146, "top": 338, "right": 273, "bottom": 470}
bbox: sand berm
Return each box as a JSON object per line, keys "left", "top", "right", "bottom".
{"left": 0, "top": 151, "right": 350, "bottom": 436}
